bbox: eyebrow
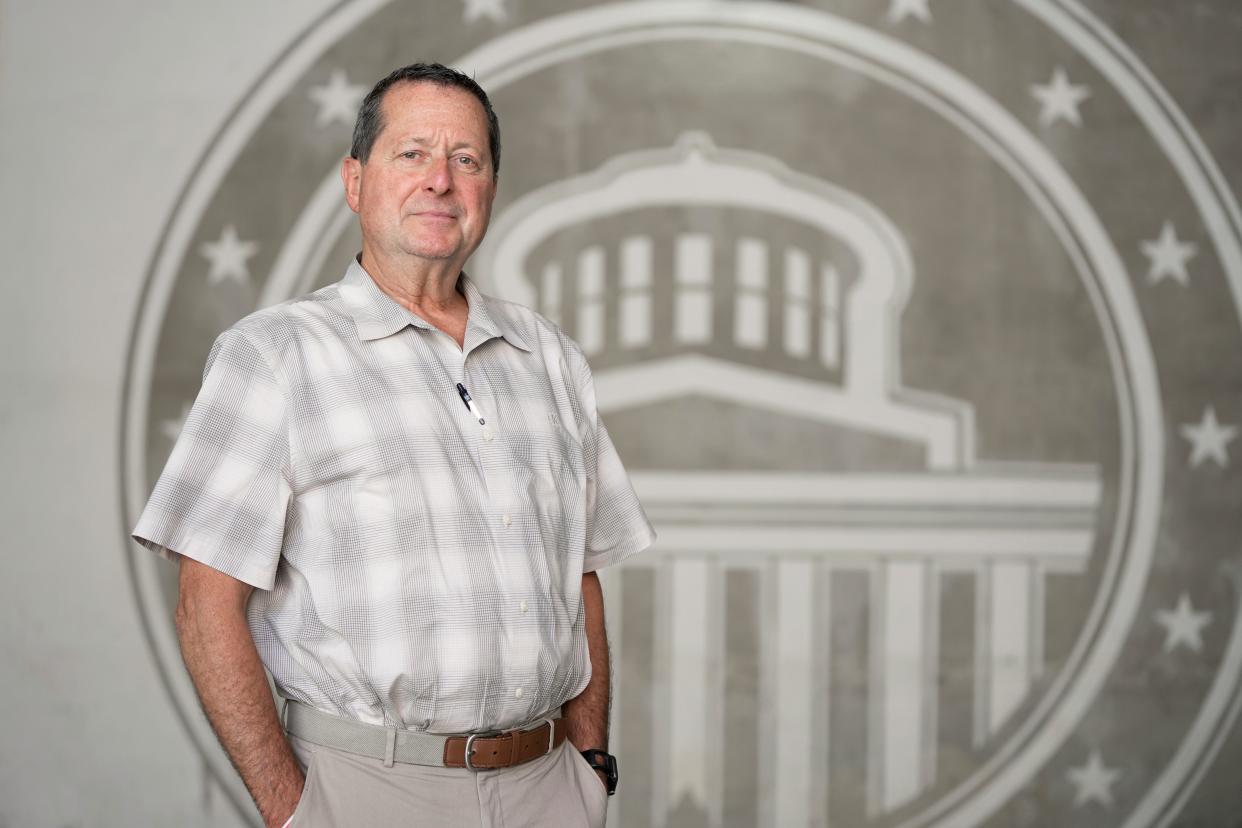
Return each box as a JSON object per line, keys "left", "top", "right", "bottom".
{"left": 394, "top": 135, "right": 483, "bottom": 153}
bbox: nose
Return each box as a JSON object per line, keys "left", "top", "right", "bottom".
{"left": 423, "top": 156, "right": 452, "bottom": 195}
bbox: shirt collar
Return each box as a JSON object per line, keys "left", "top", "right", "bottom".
{"left": 338, "top": 258, "right": 531, "bottom": 352}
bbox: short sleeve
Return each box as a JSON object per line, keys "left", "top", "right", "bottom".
{"left": 131, "top": 327, "right": 292, "bottom": 590}
{"left": 570, "top": 349, "right": 656, "bottom": 573}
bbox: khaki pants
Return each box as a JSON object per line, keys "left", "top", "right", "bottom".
{"left": 287, "top": 733, "right": 608, "bottom": 827}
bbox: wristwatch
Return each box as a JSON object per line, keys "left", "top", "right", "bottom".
{"left": 580, "top": 748, "right": 619, "bottom": 795}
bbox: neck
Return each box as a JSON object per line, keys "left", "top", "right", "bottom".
{"left": 359, "top": 245, "right": 468, "bottom": 316}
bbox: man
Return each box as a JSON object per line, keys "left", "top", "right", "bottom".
{"left": 133, "top": 63, "right": 654, "bottom": 827}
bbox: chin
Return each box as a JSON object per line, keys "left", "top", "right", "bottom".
{"left": 402, "top": 241, "right": 461, "bottom": 261}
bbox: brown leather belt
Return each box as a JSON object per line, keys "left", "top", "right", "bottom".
{"left": 282, "top": 697, "right": 565, "bottom": 770}
{"left": 445, "top": 719, "right": 568, "bottom": 769}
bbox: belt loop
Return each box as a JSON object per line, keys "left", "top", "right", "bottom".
{"left": 383, "top": 727, "right": 397, "bottom": 768}
{"left": 543, "top": 718, "right": 556, "bottom": 756}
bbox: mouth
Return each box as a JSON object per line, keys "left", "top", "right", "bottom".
{"left": 411, "top": 209, "right": 460, "bottom": 221}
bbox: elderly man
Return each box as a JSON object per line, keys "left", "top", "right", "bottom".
{"left": 133, "top": 63, "right": 654, "bottom": 827}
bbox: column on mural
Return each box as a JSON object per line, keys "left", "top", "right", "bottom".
{"left": 976, "top": 560, "right": 1043, "bottom": 743}
{"left": 763, "top": 557, "right": 822, "bottom": 827}
{"left": 665, "top": 555, "right": 721, "bottom": 822}
{"left": 870, "top": 559, "right": 939, "bottom": 814}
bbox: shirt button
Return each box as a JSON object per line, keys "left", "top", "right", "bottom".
{"left": 482, "top": 427, "right": 494, "bottom": 442}
{"left": 502, "top": 513, "right": 512, "bottom": 527}
{"left": 520, "top": 600, "right": 528, "bottom": 614}
{"left": 515, "top": 687, "right": 524, "bottom": 699}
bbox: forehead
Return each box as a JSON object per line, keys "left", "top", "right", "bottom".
{"left": 377, "top": 81, "right": 488, "bottom": 143}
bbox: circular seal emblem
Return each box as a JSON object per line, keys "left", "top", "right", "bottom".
{"left": 121, "top": 2, "right": 1242, "bottom": 825}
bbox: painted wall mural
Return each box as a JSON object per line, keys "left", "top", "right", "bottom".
{"left": 115, "top": 2, "right": 1242, "bottom": 826}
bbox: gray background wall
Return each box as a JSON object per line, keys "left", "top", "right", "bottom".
{"left": 2, "top": 2, "right": 1241, "bottom": 827}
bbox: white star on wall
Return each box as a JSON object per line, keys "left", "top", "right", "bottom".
{"left": 1141, "top": 221, "right": 1197, "bottom": 286}
{"left": 1180, "top": 406, "right": 1237, "bottom": 468}
{"left": 1031, "top": 67, "right": 1091, "bottom": 127}
{"left": 1155, "top": 593, "right": 1212, "bottom": 653}
{"left": 308, "top": 69, "right": 367, "bottom": 128}
{"left": 887, "top": 0, "right": 932, "bottom": 24}
{"left": 200, "top": 224, "right": 259, "bottom": 286}
{"left": 1066, "top": 750, "right": 1121, "bottom": 808}
{"left": 462, "top": 0, "right": 507, "bottom": 24}
{"left": 161, "top": 403, "right": 192, "bottom": 444}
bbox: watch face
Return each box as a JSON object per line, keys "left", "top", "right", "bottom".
{"left": 603, "top": 753, "right": 619, "bottom": 795}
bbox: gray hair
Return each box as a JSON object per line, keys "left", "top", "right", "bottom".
{"left": 350, "top": 63, "right": 501, "bottom": 179}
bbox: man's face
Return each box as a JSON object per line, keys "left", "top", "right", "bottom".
{"left": 342, "top": 81, "right": 496, "bottom": 266}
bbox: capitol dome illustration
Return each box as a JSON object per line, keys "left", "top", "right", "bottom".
{"left": 473, "top": 133, "right": 1102, "bottom": 826}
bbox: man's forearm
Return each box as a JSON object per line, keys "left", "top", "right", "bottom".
{"left": 176, "top": 576, "right": 304, "bottom": 828}
{"left": 564, "top": 571, "right": 610, "bottom": 751}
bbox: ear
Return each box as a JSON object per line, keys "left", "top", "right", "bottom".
{"left": 341, "top": 156, "right": 362, "bottom": 213}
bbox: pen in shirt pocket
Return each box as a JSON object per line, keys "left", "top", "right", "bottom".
{"left": 456, "top": 382, "right": 487, "bottom": 426}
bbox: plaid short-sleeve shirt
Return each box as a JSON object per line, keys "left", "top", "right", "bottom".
{"left": 133, "top": 260, "right": 655, "bottom": 734}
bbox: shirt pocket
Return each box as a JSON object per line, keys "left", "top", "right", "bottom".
{"left": 543, "top": 414, "right": 586, "bottom": 506}
{"left": 533, "top": 412, "right": 587, "bottom": 521}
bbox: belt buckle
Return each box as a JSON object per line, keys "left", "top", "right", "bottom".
{"left": 464, "top": 730, "right": 502, "bottom": 771}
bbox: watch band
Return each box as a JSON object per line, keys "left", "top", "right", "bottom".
{"left": 580, "top": 748, "right": 619, "bottom": 795}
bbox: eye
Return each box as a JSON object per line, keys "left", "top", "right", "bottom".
{"left": 400, "top": 150, "right": 423, "bottom": 160}
{"left": 455, "top": 155, "right": 479, "bottom": 168}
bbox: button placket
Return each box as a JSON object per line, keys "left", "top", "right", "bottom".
{"left": 454, "top": 352, "right": 496, "bottom": 508}
{"left": 440, "top": 343, "right": 490, "bottom": 496}
{"left": 461, "top": 359, "right": 516, "bottom": 543}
